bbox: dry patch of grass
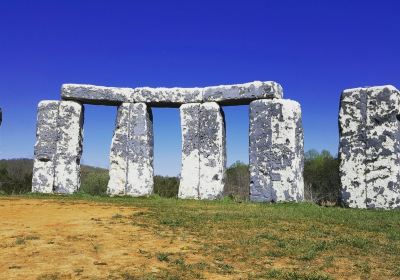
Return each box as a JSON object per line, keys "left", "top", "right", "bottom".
{"left": 0, "top": 194, "right": 399, "bottom": 279}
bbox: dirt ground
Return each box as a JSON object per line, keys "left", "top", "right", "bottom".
{"left": 0, "top": 198, "right": 219, "bottom": 280}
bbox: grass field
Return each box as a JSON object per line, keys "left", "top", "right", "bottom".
{"left": 1, "top": 194, "right": 399, "bottom": 279}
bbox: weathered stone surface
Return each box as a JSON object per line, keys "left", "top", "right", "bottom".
{"left": 179, "top": 102, "right": 226, "bottom": 200}
{"left": 339, "top": 88, "right": 368, "bottom": 208}
{"left": 199, "top": 102, "right": 226, "bottom": 199}
{"left": 203, "top": 81, "right": 283, "bottom": 105}
{"left": 339, "top": 85, "right": 400, "bottom": 209}
{"left": 61, "top": 81, "right": 282, "bottom": 107}
{"left": 126, "top": 103, "right": 154, "bottom": 196}
{"left": 249, "top": 99, "right": 304, "bottom": 202}
{"left": 179, "top": 103, "right": 201, "bottom": 199}
{"left": 107, "top": 103, "right": 130, "bottom": 195}
{"left": 62, "top": 84, "right": 134, "bottom": 105}
{"left": 365, "top": 86, "right": 400, "bottom": 209}
{"left": 133, "top": 87, "right": 202, "bottom": 107}
{"left": 53, "top": 101, "right": 84, "bottom": 194}
{"left": 32, "top": 101, "right": 60, "bottom": 193}
{"left": 107, "top": 103, "right": 154, "bottom": 196}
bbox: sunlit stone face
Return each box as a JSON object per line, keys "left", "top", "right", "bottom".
{"left": 339, "top": 85, "right": 400, "bottom": 209}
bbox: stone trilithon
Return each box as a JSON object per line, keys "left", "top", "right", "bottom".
{"left": 32, "top": 81, "right": 304, "bottom": 202}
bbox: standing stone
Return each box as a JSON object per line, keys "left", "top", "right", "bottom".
{"left": 339, "top": 85, "right": 400, "bottom": 209}
{"left": 107, "top": 103, "right": 130, "bottom": 195}
{"left": 126, "top": 103, "right": 154, "bottom": 196}
{"left": 249, "top": 99, "right": 304, "bottom": 202}
{"left": 199, "top": 102, "right": 226, "bottom": 199}
{"left": 365, "top": 86, "right": 400, "bottom": 209}
{"left": 339, "top": 88, "right": 368, "bottom": 208}
{"left": 179, "top": 103, "right": 201, "bottom": 199}
{"left": 53, "top": 101, "right": 84, "bottom": 194}
{"left": 107, "top": 103, "right": 154, "bottom": 196}
{"left": 179, "top": 102, "right": 226, "bottom": 200}
{"left": 32, "top": 101, "right": 60, "bottom": 193}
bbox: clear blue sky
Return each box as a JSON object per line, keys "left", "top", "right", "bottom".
{"left": 0, "top": 0, "right": 399, "bottom": 176}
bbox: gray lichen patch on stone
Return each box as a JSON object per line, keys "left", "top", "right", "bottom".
{"left": 107, "top": 103, "right": 154, "bottom": 196}
{"left": 61, "top": 84, "right": 134, "bottom": 105}
{"left": 203, "top": 81, "right": 283, "bottom": 105}
{"left": 179, "top": 102, "right": 226, "bottom": 200}
{"left": 339, "top": 85, "right": 400, "bottom": 210}
{"left": 32, "top": 101, "right": 60, "bottom": 193}
{"left": 249, "top": 99, "right": 304, "bottom": 203}
{"left": 133, "top": 87, "right": 203, "bottom": 107}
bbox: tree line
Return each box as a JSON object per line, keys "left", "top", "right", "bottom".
{"left": 0, "top": 150, "right": 340, "bottom": 204}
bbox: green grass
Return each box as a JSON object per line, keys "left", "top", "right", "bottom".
{"left": 3, "top": 193, "right": 400, "bottom": 279}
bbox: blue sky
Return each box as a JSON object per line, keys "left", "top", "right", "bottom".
{"left": 0, "top": 0, "right": 399, "bottom": 175}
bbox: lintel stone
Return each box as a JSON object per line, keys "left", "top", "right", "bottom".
{"left": 62, "top": 84, "right": 134, "bottom": 105}
{"left": 61, "top": 81, "right": 282, "bottom": 106}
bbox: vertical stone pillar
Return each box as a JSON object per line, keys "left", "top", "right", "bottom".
{"left": 107, "top": 103, "right": 154, "bottom": 196}
{"left": 179, "top": 102, "right": 226, "bottom": 200}
{"left": 32, "top": 101, "right": 60, "bottom": 193}
{"left": 339, "top": 85, "right": 400, "bottom": 209}
{"left": 108, "top": 103, "right": 130, "bottom": 195}
{"left": 53, "top": 101, "right": 84, "bottom": 194}
{"left": 126, "top": 103, "right": 154, "bottom": 196}
{"left": 339, "top": 88, "right": 367, "bottom": 208}
{"left": 199, "top": 102, "right": 226, "bottom": 199}
{"left": 179, "top": 103, "right": 201, "bottom": 199}
{"left": 365, "top": 86, "right": 400, "bottom": 209}
{"left": 249, "top": 99, "right": 304, "bottom": 202}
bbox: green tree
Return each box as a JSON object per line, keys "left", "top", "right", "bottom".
{"left": 303, "top": 149, "right": 340, "bottom": 203}
{"left": 224, "top": 161, "right": 249, "bottom": 201}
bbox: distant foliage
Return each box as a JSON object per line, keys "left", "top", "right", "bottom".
{"left": 79, "top": 167, "right": 109, "bottom": 196}
{"left": 0, "top": 159, "right": 32, "bottom": 194}
{"left": 153, "top": 176, "right": 179, "bottom": 198}
{"left": 224, "top": 161, "right": 250, "bottom": 201}
{"left": 303, "top": 150, "right": 340, "bottom": 204}
{"left": 1, "top": 155, "right": 341, "bottom": 205}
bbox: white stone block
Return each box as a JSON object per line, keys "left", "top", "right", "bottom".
{"left": 198, "top": 102, "right": 226, "bottom": 199}
{"left": 53, "top": 101, "right": 84, "bottom": 194}
{"left": 179, "top": 102, "right": 226, "bottom": 200}
{"left": 339, "top": 88, "right": 368, "bottom": 208}
{"left": 203, "top": 81, "right": 283, "bottom": 105}
{"left": 133, "top": 87, "right": 202, "bottom": 107}
{"left": 126, "top": 103, "right": 154, "bottom": 196}
{"left": 107, "top": 103, "right": 130, "bottom": 195}
{"left": 249, "top": 99, "right": 304, "bottom": 202}
{"left": 178, "top": 103, "right": 201, "bottom": 199}
{"left": 62, "top": 84, "right": 134, "bottom": 105}
{"left": 32, "top": 101, "right": 60, "bottom": 193}
{"left": 107, "top": 103, "right": 154, "bottom": 196}
{"left": 339, "top": 85, "right": 400, "bottom": 209}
